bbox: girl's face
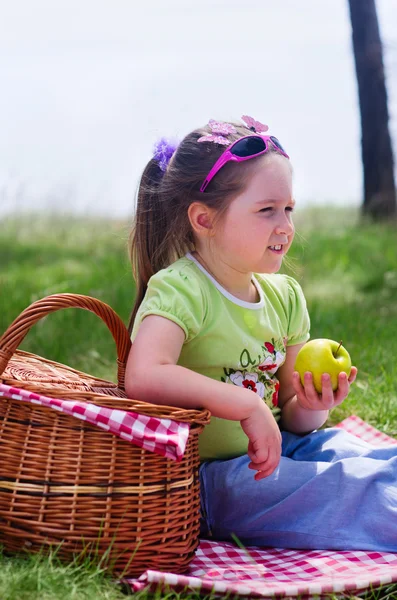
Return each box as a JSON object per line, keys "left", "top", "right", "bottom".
{"left": 213, "top": 154, "right": 295, "bottom": 274}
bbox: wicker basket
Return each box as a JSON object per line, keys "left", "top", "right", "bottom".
{"left": 0, "top": 294, "right": 210, "bottom": 576}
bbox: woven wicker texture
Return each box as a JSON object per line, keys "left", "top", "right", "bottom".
{"left": 0, "top": 294, "right": 210, "bottom": 576}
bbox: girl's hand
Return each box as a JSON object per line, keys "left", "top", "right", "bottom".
{"left": 240, "top": 400, "right": 282, "bottom": 481}
{"left": 292, "top": 367, "right": 358, "bottom": 411}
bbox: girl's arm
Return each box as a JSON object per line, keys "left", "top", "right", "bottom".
{"left": 126, "top": 315, "right": 282, "bottom": 479}
{"left": 126, "top": 315, "right": 259, "bottom": 419}
{"left": 277, "top": 343, "right": 358, "bottom": 434}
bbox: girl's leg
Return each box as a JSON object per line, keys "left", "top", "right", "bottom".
{"left": 200, "top": 431, "right": 397, "bottom": 551}
{"left": 281, "top": 427, "right": 397, "bottom": 462}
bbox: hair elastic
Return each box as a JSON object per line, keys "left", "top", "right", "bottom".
{"left": 153, "top": 138, "right": 179, "bottom": 172}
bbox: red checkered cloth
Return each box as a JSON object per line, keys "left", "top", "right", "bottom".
{"left": 0, "top": 383, "right": 189, "bottom": 461}
{"left": 126, "top": 416, "right": 397, "bottom": 598}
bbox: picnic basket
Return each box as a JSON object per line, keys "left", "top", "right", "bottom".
{"left": 0, "top": 293, "right": 210, "bottom": 576}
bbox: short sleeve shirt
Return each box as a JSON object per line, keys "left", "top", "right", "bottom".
{"left": 131, "top": 253, "right": 310, "bottom": 460}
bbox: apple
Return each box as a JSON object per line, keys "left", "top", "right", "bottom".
{"left": 294, "top": 339, "right": 352, "bottom": 393}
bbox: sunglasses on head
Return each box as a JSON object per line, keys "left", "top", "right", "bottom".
{"left": 200, "top": 135, "right": 289, "bottom": 193}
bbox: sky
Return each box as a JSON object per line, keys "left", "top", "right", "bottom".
{"left": 0, "top": 0, "right": 396, "bottom": 217}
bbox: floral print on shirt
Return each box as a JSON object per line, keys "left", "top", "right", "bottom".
{"left": 221, "top": 337, "right": 287, "bottom": 415}
{"left": 228, "top": 371, "right": 266, "bottom": 398}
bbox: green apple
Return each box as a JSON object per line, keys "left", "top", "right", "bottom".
{"left": 294, "top": 339, "right": 352, "bottom": 393}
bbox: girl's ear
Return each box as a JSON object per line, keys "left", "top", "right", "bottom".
{"left": 188, "top": 202, "right": 216, "bottom": 237}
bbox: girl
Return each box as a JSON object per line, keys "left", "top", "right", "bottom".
{"left": 125, "top": 116, "right": 397, "bottom": 552}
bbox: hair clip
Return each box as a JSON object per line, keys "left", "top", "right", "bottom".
{"left": 241, "top": 115, "right": 269, "bottom": 134}
{"left": 197, "top": 119, "right": 237, "bottom": 145}
{"left": 153, "top": 138, "right": 179, "bottom": 172}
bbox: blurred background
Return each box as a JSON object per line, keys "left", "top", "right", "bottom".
{"left": 1, "top": 0, "right": 396, "bottom": 219}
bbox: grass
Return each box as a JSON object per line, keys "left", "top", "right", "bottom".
{"left": 0, "top": 548, "right": 218, "bottom": 600}
{"left": 0, "top": 215, "right": 134, "bottom": 383}
{"left": 287, "top": 207, "right": 397, "bottom": 434}
{"left": 0, "top": 207, "right": 396, "bottom": 599}
{"left": 0, "top": 548, "right": 127, "bottom": 600}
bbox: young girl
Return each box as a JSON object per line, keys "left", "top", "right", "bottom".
{"left": 125, "top": 116, "right": 397, "bottom": 552}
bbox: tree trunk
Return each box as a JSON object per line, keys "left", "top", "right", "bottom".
{"left": 348, "top": 0, "right": 396, "bottom": 220}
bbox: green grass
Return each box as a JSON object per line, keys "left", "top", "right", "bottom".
{"left": 0, "top": 549, "right": 127, "bottom": 600}
{"left": 0, "top": 215, "right": 134, "bottom": 383}
{"left": 286, "top": 207, "right": 397, "bottom": 435}
{"left": 0, "top": 208, "right": 396, "bottom": 599}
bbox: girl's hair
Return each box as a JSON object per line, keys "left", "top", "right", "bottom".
{"left": 128, "top": 121, "right": 278, "bottom": 333}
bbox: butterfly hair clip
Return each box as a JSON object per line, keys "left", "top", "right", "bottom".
{"left": 197, "top": 119, "right": 237, "bottom": 145}
{"left": 241, "top": 115, "right": 269, "bottom": 134}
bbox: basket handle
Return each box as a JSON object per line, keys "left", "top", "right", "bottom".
{"left": 0, "top": 293, "right": 131, "bottom": 390}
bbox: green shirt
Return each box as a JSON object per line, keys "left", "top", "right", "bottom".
{"left": 131, "top": 253, "right": 310, "bottom": 461}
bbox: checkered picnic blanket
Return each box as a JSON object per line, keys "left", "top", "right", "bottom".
{"left": 126, "top": 416, "right": 397, "bottom": 598}
{"left": 0, "top": 383, "right": 190, "bottom": 461}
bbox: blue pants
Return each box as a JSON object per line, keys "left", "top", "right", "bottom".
{"left": 199, "top": 428, "right": 397, "bottom": 551}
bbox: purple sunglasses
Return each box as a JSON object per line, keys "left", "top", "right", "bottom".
{"left": 200, "top": 135, "right": 289, "bottom": 193}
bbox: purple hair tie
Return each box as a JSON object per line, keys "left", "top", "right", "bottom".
{"left": 153, "top": 138, "right": 179, "bottom": 172}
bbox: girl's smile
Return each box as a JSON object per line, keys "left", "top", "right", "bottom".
{"left": 190, "top": 153, "right": 294, "bottom": 303}
{"left": 212, "top": 153, "right": 295, "bottom": 277}
{"left": 268, "top": 244, "right": 285, "bottom": 254}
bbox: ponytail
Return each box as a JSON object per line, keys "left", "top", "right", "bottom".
{"left": 128, "top": 159, "right": 175, "bottom": 334}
